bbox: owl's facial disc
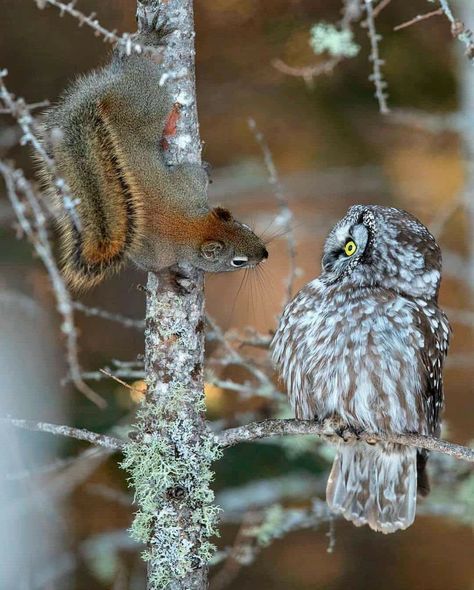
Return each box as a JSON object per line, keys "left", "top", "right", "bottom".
{"left": 322, "top": 223, "right": 369, "bottom": 275}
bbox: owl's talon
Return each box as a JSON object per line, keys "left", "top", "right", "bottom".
{"left": 347, "top": 425, "right": 363, "bottom": 440}
{"left": 335, "top": 426, "right": 351, "bottom": 442}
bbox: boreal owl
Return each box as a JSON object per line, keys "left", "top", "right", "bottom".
{"left": 271, "top": 205, "right": 450, "bottom": 533}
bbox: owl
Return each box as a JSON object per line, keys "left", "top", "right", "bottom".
{"left": 272, "top": 205, "right": 450, "bottom": 533}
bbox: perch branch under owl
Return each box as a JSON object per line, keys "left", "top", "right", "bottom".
{"left": 5, "top": 416, "right": 474, "bottom": 463}
{"left": 216, "top": 419, "right": 474, "bottom": 463}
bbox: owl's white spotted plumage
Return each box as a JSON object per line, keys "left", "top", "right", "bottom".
{"left": 271, "top": 205, "right": 450, "bottom": 533}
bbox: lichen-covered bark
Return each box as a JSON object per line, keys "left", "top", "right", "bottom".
{"left": 122, "top": 2, "right": 217, "bottom": 589}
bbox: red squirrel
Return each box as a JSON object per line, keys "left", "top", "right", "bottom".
{"left": 39, "top": 24, "right": 268, "bottom": 290}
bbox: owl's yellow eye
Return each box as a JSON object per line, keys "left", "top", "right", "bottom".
{"left": 344, "top": 240, "right": 357, "bottom": 256}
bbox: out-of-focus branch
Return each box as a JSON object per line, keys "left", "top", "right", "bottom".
{"left": 206, "top": 315, "right": 283, "bottom": 401}
{"left": 457, "top": 0, "right": 474, "bottom": 287}
{"left": 211, "top": 499, "right": 334, "bottom": 588}
{"left": 73, "top": 302, "right": 145, "bottom": 330}
{"left": 0, "top": 161, "right": 106, "bottom": 407}
{"left": 272, "top": 57, "right": 342, "bottom": 84}
{"left": 272, "top": 0, "right": 362, "bottom": 84}
{"left": 363, "top": 0, "right": 390, "bottom": 114}
{"left": 217, "top": 419, "right": 474, "bottom": 463}
{"left": 33, "top": 0, "right": 142, "bottom": 55}
{"left": 394, "top": 8, "right": 443, "bottom": 31}
{"left": 438, "top": 0, "right": 474, "bottom": 60}
{"left": 247, "top": 118, "right": 297, "bottom": 303}
{"left": 0, "top": 70, "right": 81, "bottom": 228}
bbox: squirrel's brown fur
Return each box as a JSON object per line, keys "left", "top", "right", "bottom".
{"left": 39, "top": 26, "right": 267, "bottom": 291}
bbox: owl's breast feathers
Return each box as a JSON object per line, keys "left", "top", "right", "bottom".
{"left": 272, "top": 280, "right": 450, "bottom": 435}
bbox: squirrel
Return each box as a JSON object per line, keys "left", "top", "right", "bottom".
{"left": 39, "top": 23, "right": 268, "bottom": 291}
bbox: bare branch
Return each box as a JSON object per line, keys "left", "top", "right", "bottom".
{"left": 394, "top": 8, "right": 443, "bottom": 32}
{"left": 216, "top": 419, "right": 474, "bottom": 463}
{"left": 438, "top": 0, "right": 474, "bottom": 60}
{"left": 247, "top": 118, "right": 297, "bottom": 303}
{"left": 214, "top": 499, "right": 333, "bottom": 581}
{"left": 33, "top": 0, "right": 142, "bottom": 55}
{"left": 0, "top": 161, "right": 106, "bottom": 407}
{"left": 73, "top": 301, "right": 145, "bottom": 330}
{"left": 363, "top": 0, "right": 390, "bottom": 114}
{"left": 78, "top": 368, "right": 145, "bottom": 381}
{"left": 372, "top": 0, "right": 392, "bottom": 19}
{"left": 3, "top": 417, "right": 124, "bottom": 450}
{"left": 272, "top": 57, "right": 342, "bottom": 85}
{"left": 0, "top": 70, "right": 81, "bottom": 229}
{"left": 207, "top": 316, "right": 272, "bottom": 382}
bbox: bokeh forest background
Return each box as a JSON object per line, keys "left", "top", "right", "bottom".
{"left": 0, "top": 1, "right": 473, "bottom": 589}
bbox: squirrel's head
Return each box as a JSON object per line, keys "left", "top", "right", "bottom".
{"left": 193, "top": 207, "right": 268, "bottom": 272}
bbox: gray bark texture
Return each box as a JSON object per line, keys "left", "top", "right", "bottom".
{"left": 122, "top": 2, "right": 215, "bottom": 589}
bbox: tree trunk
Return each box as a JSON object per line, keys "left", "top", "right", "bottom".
{"left": 125, "top": 2, "right": 215, "bottom": 589}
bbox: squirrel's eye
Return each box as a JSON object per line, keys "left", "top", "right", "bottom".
{"left": 231, "top": 256, "right": 248, "bottom": 268}
{"left": 344, "top": 240, "right": 357, "bottom": 257}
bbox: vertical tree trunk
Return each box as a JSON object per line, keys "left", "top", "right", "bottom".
{"left": 124, "top": 2, "right": 216, "bottom": 589}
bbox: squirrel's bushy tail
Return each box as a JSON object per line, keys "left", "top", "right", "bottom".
{"left": 326, "top": 442, "right": 418, "bottom": 534}
{"left": 47, "top": 94, "right": 146, "bottom": 291}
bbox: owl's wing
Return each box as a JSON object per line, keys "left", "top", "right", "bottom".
{"left": 415, "top": 303, "right": 451, "bottom": 436}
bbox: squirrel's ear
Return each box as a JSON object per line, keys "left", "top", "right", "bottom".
{"left": 212, "top": 207, "right": 232, "bottom": 222}
{"left": 200, "top": 240, "right": 225, "bottom": 260}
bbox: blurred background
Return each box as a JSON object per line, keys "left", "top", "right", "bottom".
{"left": 0, "top": 0, "right": 473, "bottom": 588}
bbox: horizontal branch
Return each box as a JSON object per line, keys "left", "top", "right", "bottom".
{"left": 3, "top": 418, "right": 124, "bottom": 451}
{"left": 6, "top": 417, "right": 473, "bottom": 464}
{"left": 216, "top": 419, "right": 474, "bottom": 463}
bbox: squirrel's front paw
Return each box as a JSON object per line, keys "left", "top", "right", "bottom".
{"left": 173, "top": 269, "right": 194, "bottom": 295}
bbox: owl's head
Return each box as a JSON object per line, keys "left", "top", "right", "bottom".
{"left": 321, "top": 205, "right": 441, "bottom": 299}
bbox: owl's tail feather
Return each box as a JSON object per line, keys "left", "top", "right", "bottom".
{"left": 326, "top": 442, "right": 418, "bottom": 534}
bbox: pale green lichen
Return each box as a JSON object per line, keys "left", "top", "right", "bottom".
{"left": 121, "top": 387, "right": 222, "bottom": 589}
{"left": 310, "top": 23, "right": 360, "bottom": 58}
{"left": 252, "top": 504, "right": 286, "bottom": 547}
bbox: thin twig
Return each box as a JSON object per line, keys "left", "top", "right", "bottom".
{"left": 372, "top": 0, "right": 392, "bottom": 19}
{"left": 216, "top": 419, "right": 474, "bottom": 463}
{"left": 0, "top": 70, "right": 81, "bottom": 229}
{"left": 34, "top": 0, "right": 142, "bottom": 55}
{"left": 206, "top": 315, "right": 281, "bottom": 399}
{"left": 73, "top": 302, "right": 145, "bottom": 330}
{"left": 272, "top": 0, "right": 362, "bottom": 84}
{"left": 210, "top": 512, "right": 259, "bottom": 590}
{"left": 394, "top": 8, "right": 443, "bottom": 32}
{"left": 0, "top": 161, "right": 106, "bottom": 407}
{"left": 438, "top": 0, "right": 474, "bottom": 60}
{"left": 247, "top": 118, "right": 297, "bottom": 303}
{"left": 78, "top": 369, "right": 145, "bottom": 382}
{"left": 99, "top": 368, "right": 147, "bottom": 400}
{"left": 272, "top": 57, "right": 342, "bottom": 85}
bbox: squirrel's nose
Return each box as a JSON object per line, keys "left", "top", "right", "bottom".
{"left": 261, "top": 247, "right": 269, "bottom": 260}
